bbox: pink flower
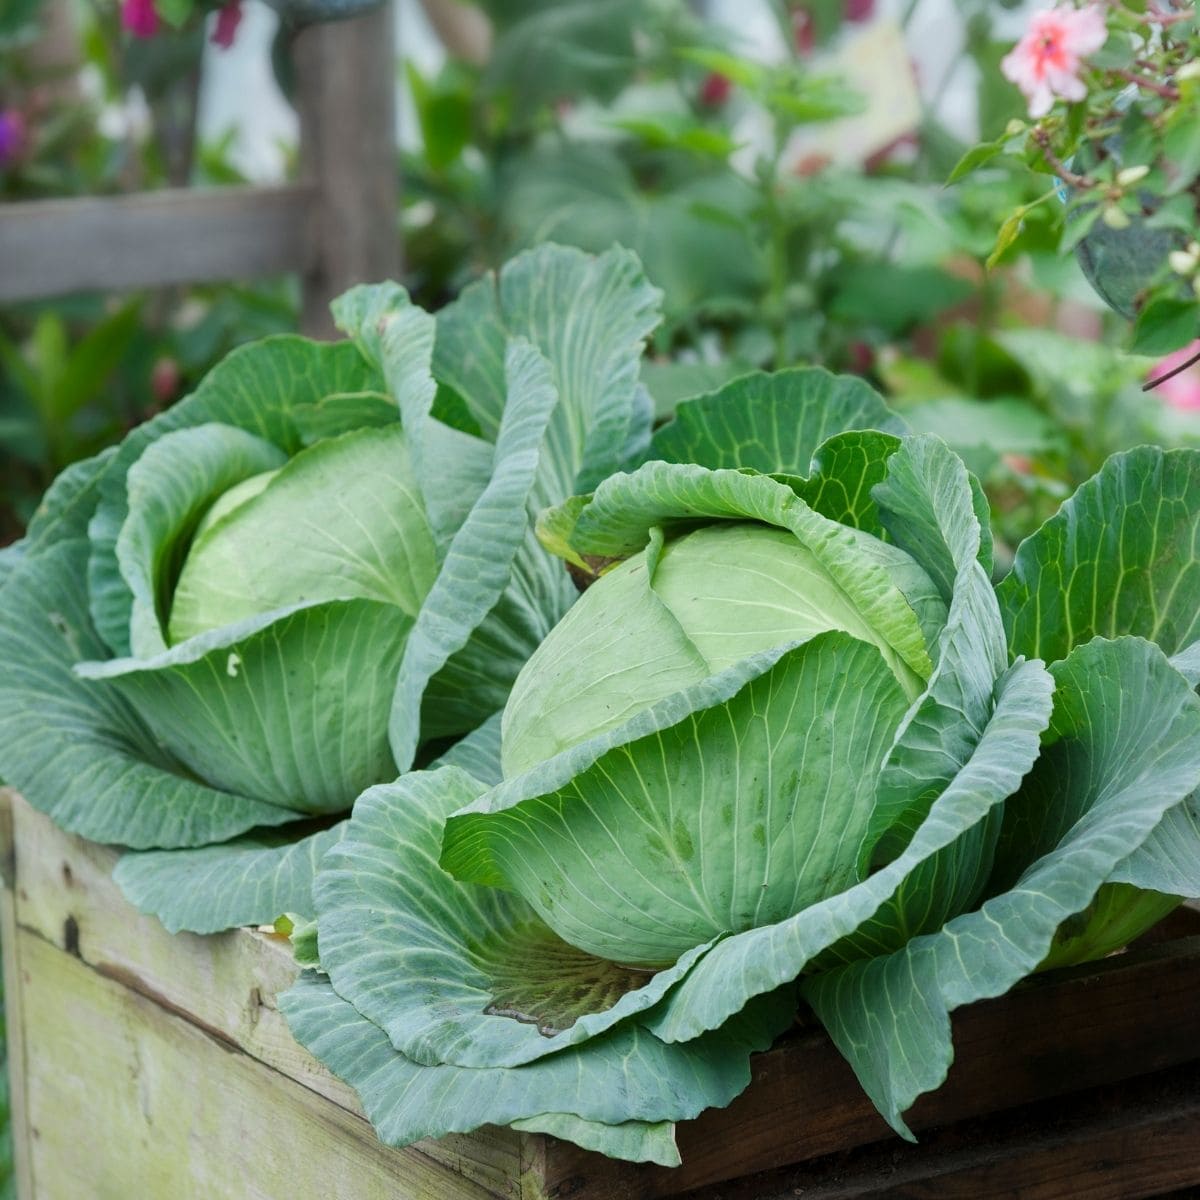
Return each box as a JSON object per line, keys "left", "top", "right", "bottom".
{"left": 1154, "top": 340, "right": 1200, "bottom": 411}
{"left": 699, "top": 72, "right": 731, "bottom": 108}
{"left": 1001, "top": 4, "right": 1108, "bottom": 118}
{"left": 121, "top": 0, "right": 160, "bottom": 38}
{"left": 211, "top": 1, "right": 243, "bottom": 49}
{"left": 0, "top": 110, "right": 26, "bottom": 166}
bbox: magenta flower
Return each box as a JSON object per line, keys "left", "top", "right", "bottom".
{"left": 1001, "top": 4, "right": 1108, "bottom": 118}
{"left": 1154, "top": 340, "right": 1200, "bottom": 412}
{"left": 844, "top": 0, "right": 875, "bottom": 22}
{"left": 121, "top": 0, "right": 161, "bottom": 38}
{"left": 211, "top": 1, "right": 243, "bottom": 49}
{"left": 699, "top": 72, "right": 732, "bottom": 108}
{"left": 0, "top": 110, "right": 26, "bottom": 166}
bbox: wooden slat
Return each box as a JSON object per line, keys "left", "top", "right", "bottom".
{"left": 682, "top": 1065, "right": 1200, "bottom": 1200}
{"left": 8, "top": 787, "right": 1200, "bottom": 1200}
{"left": 0, "top": 185, "right": 314, "bottom": 302}
{"left": 0, "top": 796, "right": 33, "bottom": 1199}
{"left": 293, "top": 2, "right": 401, "bottom": 338}
{"left": 544, "top": 926, "right": 1200, "bottom": 1199}
{"left": 5, "top": 792, "right": 523, "bottom": 1200}
{"left": 17, "top": 930, "right": 502, "bottom": 1200}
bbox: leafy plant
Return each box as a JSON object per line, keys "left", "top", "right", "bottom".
{"left": 952, "top": 1, "right": 1200, "bottom": 359}
{"left": 0, "top": 244, "right": 662, "bottom": 934}
{"left": 278, "top": 367, "right": 1200, "bottom": 1165}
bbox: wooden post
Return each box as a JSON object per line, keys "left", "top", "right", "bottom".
{"left": 294, "top": 1, "right": 401, "bottom": 339}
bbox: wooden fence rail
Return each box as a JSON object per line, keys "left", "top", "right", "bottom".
{"left": 0, "top": 1, "right": 399, "bottom": 339}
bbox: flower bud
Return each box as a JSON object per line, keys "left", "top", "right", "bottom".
{"left": 1169, "top": 250, "right": 1199, "bottom": 276}
{"left": 1005, "top": 118, "right": 1027, "bottom": 137}
{"left": 1102, "top": 205, "right": 1131, "bottom": 230}
{"left": 1116, "top": 164, "right": 1150, "bottom": 187}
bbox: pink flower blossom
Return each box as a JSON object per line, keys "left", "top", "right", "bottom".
{"left": 1001, "top": 4, "right": 1108, "bottom": 118}
{"left": 0, "top": 110, "right": 26, "bottom": 166}
{"left": 211, "top": 1, "right": 243, "bottom": 49}
{"left": 1154, "top": 340, "right": 1200, "bottom": 411}
{"left": 844, "top": 0, "right": 876, "bottom": 22}
{"left": 699, "top": 72, "right": 731, "bottom": 108}
{"left": 121, "top": 0, "right": 161, "bottom": 38}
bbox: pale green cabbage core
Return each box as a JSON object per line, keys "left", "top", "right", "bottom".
{"left": 168, "top": 425, "right": 438, "bottom": 644}
{"left": 502, "top": 520, "right": 938, "bottom": 778}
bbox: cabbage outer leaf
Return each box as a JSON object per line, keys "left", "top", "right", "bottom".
{"left": 649, "top": 365, "right": 905, "bottom": 474}
{"left": 443, "top": 633, "right": 908, "bottom": 967}
{"left": 997, "top": 445, "right": 1200, "bottom": 901}
{"left": 0, "top": 537, "right": 300, "bottom": 846}
{"left": 315, "top": 766, "right": 717, "bottom": 1069}
{"left": 507, "top": 1114, "right": 680, "bottom": 1167}
{"left": 802, "top": 636, "right": 1200, "bottom": 1137}
{"left": 112, "top": 711, "right": 506, "bottom": 934}
{"left": 279, "top": 970, "right": 793, "bottom": 1159}
{"left": 88, "top": 337, "right": 380, "bottom": 657}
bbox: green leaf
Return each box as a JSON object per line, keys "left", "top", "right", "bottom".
{"left": 1164, "top": 101, "right": 1200, "bottom": 195}
{"left": 499, "top": 145, "right": 762, "bottom": 327}
{"left": 484, "top": 0, "right": 639, "bottom": 118}
{"left": 861, "top": 437, "right": 1005, "bottom": 861}
{"left": 986, "top": 208, "right": 1026, "bottom": 269}
{"left": 433, "top": 244, "right": 661, "bottom": 491}
{"left": 638, "top": 361, "right": 749, "bottom": 423}
{"left": 443, "top": 634, "right": 909, "bottom": 967}
{"left": 998, "top": 447, "right": 1200, "bottom": 665}
{"left": 802, "top": 636, "right": 1200, "bottom": 1137}
{"left": 24, "top": 446, "right": 118, "bottom": 552}
{"left": 644, "top": 654, "right": 1052, "bottom": 1044}
{"left": 901, "top": 396, "right": 1060, "bottom": 460}
{"left": 432, "top": 710, "right": 505, "bottom": 787}
{"left": 314, "top": 767, "right": 715, "bottom": 1069}
{"left": 543, "top": 462, "right": 943, "bottom": 697}
{"left": 335, "top": 283, "right": 494, "bottom": 555}
{"left": 110, "top": 711, "right": 506, "bottom": 936}
{"left": 166, "top": 425, "right": 437, "bottom": 644}
{"left": 1059, "top": 203, "right": 1103, "bottom": 254}
{"left": 649, "top": 368, "right": 904, "bottom": 474}
{"left": 279, "top": 973, "right": 793, "bottom": 1158}
{"left": 0, "top": 538, "right": 300, "bottom": 848}
{"left": 1131, "top": 297, "right": 1200, "bottom": 357}
{"left": 88, "top": 337, "right": 380, "bottom": 657}
{"left": 508, "top": 1114, "right": 680, "bottom": 1167}
{"left": 115, "top": 423, "right": 288, "bottom": 657}
{"left": 114, "top": 821, "right": 347, "bottom": 935}
{"left": 388, "top": 340, "right": 564, "bottom": 764}
{"left": 946, "top": 141, "right": 1004, "bottom": 185}
{"left": 77, "top": 597, "right": 411, "bottom": 816}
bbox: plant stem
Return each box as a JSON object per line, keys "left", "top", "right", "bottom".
{"left": 1032, "top": 127, "right": 1096, "bottom": 189}
{"left": 1110, "top": 66, "right": 1182, "bottom": 100}
{"left": 1144, "top": 347, "right": 1200, "bottom": 391}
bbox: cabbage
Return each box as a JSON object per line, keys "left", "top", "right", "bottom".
{"left": 0, "top": 244, "right": 662, "bottom": 930}
{"left": 281, "top": 377, "right": 1200, "bottom": 1165}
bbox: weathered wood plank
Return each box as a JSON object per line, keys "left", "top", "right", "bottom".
{"left": 0, "top": 796, "right": 33, "bottom": 1199}
{"left": 8, "top": 787, "right": 1200, "bottom": 1200}
{"left": 0, "top": 185, "right": 314, "bottom": 302}
{"left": 544, "top": 929, "right": 1200, "bottom": 1199}
{"left": 678, "top": 1064, "right": 1200, "bottom": 1199}
{"left": 6, "top": 792, "right": 524, "bottom": 1199}
{"left": 294, "top": 1, "right": 401, "bottom": 338}
{"left": 18, "top": 929, "right": 501, "bottom": 1200}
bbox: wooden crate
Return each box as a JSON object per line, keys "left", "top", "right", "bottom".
{"left": 2, "top": 787, "right": 1199, "bottom": 1200}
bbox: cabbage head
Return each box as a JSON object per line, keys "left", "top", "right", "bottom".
{"left": 282, "top": 370, "right": 1200, "bottom": 1168}
{"left": 0, "top": 244, "right": 662, "bottom": 934}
